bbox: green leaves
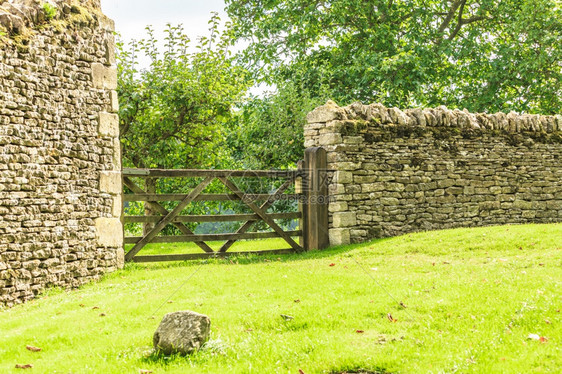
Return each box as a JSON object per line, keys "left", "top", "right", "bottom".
{"left": 226, "top": 0, "right": 562, "bottom": 114}
{"left": 117, "top": 20, "right": 251, "bottom": 170}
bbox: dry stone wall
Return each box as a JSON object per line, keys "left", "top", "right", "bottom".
{"left": 0, "top": 0, "right": 123, "bottom": 307}
{"left": 305, "top": 101, "right": 562, "bottom": 245}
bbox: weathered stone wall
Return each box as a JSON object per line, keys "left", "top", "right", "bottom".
{"left": 0, "top": 0, "right": 123, "bottom": 307}
{"left": 305, "top": 101, "right": 562, "bottom": 245}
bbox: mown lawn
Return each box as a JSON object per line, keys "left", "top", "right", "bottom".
{"left": 1, "top": 223, "right": 561, "bottom": 373}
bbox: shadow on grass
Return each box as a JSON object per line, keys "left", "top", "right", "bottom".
{"left": 123, "top": 237, "right": 393, "bottom": 273}
{"left": 329, "top": 367, "right": 392, "bottom": 374}
{"left": 140, "top": 339, "right": 228, "bottom": 366}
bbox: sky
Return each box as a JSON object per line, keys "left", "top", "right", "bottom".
{"left": 100, "top": 0, "right": 229, "bottom": 46}
{"left": 100, "top": 0, "right": 270, "bottom": 95}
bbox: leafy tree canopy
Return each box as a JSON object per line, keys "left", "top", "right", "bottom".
{"left": 117, "top": 15, "right": 251, "bottom": 169}
{"left": 226, "top": 0, "right": 562, "bottom": 114}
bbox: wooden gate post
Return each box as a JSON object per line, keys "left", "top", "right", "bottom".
{"left": 303, "top": 147, "right": 329, "bottom": 250}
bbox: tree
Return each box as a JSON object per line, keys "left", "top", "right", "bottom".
{"left": 225, "top": 0, "right": 562, "bottom": 115}
{"left": 117, "top": 15, "right": 250, "bottom": 170}
{"left": 226, "top": 81, "right": 324, "bottom": 169}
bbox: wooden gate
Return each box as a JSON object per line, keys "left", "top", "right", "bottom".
{"left": 122, "top": 148, "right": 329, "bottom": 262}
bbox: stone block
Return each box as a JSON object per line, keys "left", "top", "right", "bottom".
{"left": 437, "top": 179, "right": 455, "bottom": 188}
{"left": 335, "top": 171, "right": 353, "bottom": 184}
{"left": 109, "top": 90, "right": 119, "bottom": 112}
{"left": 112, "top": 138, "right": 122, "bottom": 170}
{"left": 329, "top": 228, "right": 350, "bottom": 246}
{"left": 98, "top": 112, "right": 119, "bottom": 137}
{"left": 329, "top": 201, "right": 348, "bottom": 212}
{"left": 513, "top": 200, "right": 532, "bottom": 210}
{"left": 343, "top": 136, "right": 363, "bottom": 144}
{"left": 445, "top": 187, "right": 463, "bottom": 195}
{"left": 546, "top": 200, "right": 562, "bottom": 210}
{"left": 92, "top": 63, "right": 118, "bottom": 90}
{"left": 112, "top": 194, "right": 122, "bottom": 217}
{"left": 306, "top": 101, "right": 343, "bottom": 123}
{"left": 522, "top": 210, "right": 536, "bottom": 219}
{"left": 116, "top": 247, "right": 124, "bottom": 269}
{"left": 104, "top": 38, "right": 116, "bottom": 66}
{"left": 380, "top": 197, "right": 399, "bottom": 206}
{"left": 100, "top": 171, "right": 122, "bottom": 195}
{"left": 318, "top": 133, "right": 343, "bottom": 145}
{"left": 95, "top": 218, "right": 123, "bottom": 247}
{"left": 361, "top": 183, "right": 385, "bottom": 192}
{"left": 99, "top": 14, "right": 115, "bottom": 31}
{"left": 332, "top": 212, "right": 357, "bottom": 228}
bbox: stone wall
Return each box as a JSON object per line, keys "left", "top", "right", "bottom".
{"left": 305, "top": 101, "right": 562, "bottom": 245}
{"left": 0, "top": 0, "right": 123, "bottom": 307}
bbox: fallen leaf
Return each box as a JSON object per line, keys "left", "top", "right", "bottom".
{"left": 329, "top": 263, "right": 336, "bottom": 267}
{"left": 25, "top": 345, "right": 41, "bottom": 352}
{"left": 294, "top": 299, "right": 300, "bottom": 303}
{"left": 99, "top": 313, "right": 106, "bottom": 317}
{"left": 15, "top": 364, "right": 33, "bottom": 369}
{"left": 79, "top": 304, "right": 85, "bottom": 307}
{"left": 299, "top": 370, "right": 306, "bottom": 374}
{"left": 387, "top": 313, "right": 397, "bottom": 323}
{"left": 167, "top": 300, "right": 174, "bottom": 304}
{"left": 355, "top": 330, "right": 365, "bottom": 333}
{"left": 400, "top": 302, "right": 407, "bottom": 308}
{"left": 539, "top": 336, "right": 548, "bottom": 343}
{"left": 140, "top": 370, "right": 153, "bottom": 374}
{"left": 545, "top": 319, "right": 551, "bottom": 324}
{"left": 92, "top": 306, "right": 100, "bottom": 310}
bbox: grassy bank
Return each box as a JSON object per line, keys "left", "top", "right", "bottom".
{"left": 1, "top": 223, "right": 561, "bottom": 373}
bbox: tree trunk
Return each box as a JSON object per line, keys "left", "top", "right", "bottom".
{"left": 143, "top": 178, "right": 157, "bottom": 236}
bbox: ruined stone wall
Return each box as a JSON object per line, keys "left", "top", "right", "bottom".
{"left": 0, "top": 0, "right": 123, "bottom": 307}
{"left": 305, "top": 101, "right": 562, "bottom": 245}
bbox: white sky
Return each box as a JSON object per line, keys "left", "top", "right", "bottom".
{"left": 100, "top": 0, "right": 271, "bottom": 96}
{"left": 100, "top": 0, "right": 228, "bottom": 45}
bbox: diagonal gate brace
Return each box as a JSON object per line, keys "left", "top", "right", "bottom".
{"left": 123, "top": 177, "right": 214, "bottom": 254}
{"left": 218, "top": 177, "right": 303, "bottom": 252}
{"left": 124, "top": 176, "right": 215, "bottom": 261}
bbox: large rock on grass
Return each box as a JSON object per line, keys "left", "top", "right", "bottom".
{"left": 153, "top": 311, "right": 211, "bottom": 355}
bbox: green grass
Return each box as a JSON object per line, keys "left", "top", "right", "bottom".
{"left": 1, "top": 223, "right": 561, "bottom": 373}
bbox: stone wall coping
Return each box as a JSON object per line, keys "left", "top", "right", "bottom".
{"left": 307, "top": 101, "right": 562, "bottom": 134}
